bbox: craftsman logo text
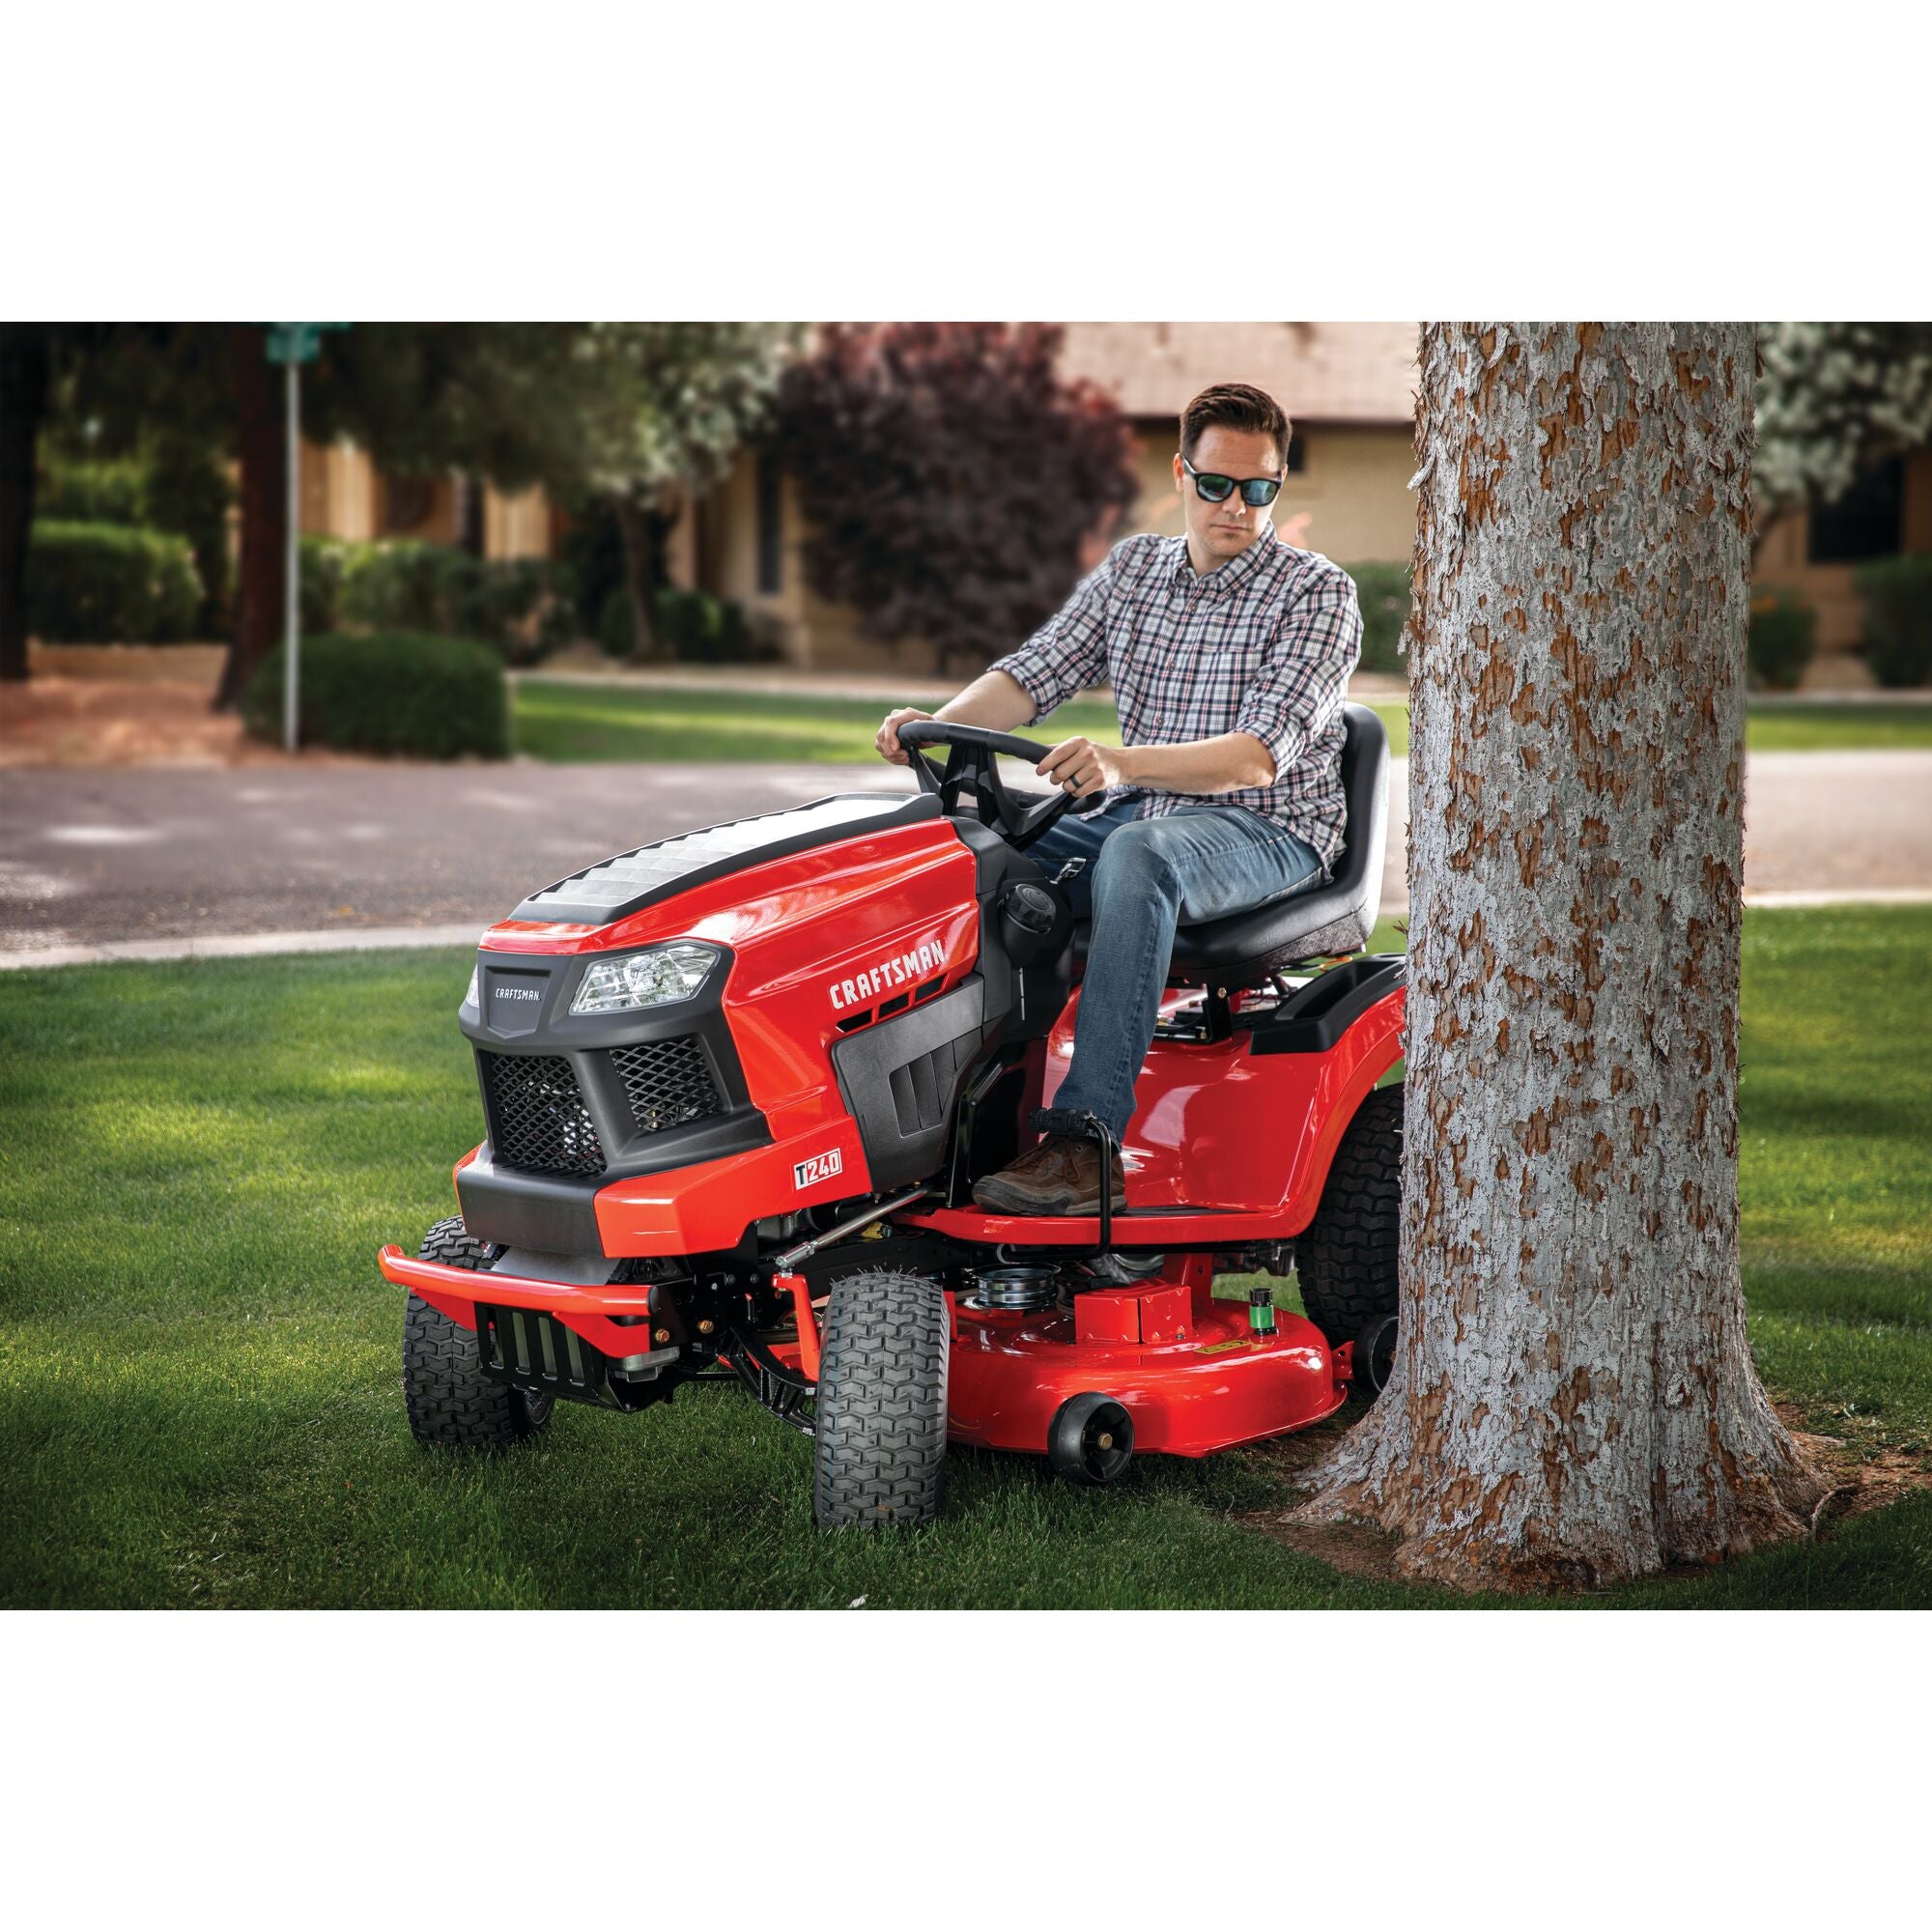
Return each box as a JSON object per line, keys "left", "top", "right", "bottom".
{"left": 830, "top": 937, "right": 948, "bottom": 1011}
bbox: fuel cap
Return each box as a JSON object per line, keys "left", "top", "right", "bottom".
{"left": 1005, "top": 882, "right": 1058, "bottom": 933}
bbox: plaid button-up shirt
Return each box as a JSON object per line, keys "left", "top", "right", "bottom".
{"left": 987, "top": 526, "right": 1364, "bottom": 874}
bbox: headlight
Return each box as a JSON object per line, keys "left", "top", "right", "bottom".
{"left": 572, "top": 942, "right": 721, "bottom": 1016}
{"left": 463, "top": 967, "right": 479, "bottom": 1009}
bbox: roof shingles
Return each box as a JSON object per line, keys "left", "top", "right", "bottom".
{"left": 1057, "top": 322, "right": 1419, "bottom": 425}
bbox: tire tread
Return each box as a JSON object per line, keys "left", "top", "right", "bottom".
{"left": 812, "top": 1268, "right": 949, "bottom": 1527}
{"left": 1296, "top": 1084, "right": 1404, "bottom": 1353}
{"left": 402, "top": 1216, "right": 553, "bottom": 1448}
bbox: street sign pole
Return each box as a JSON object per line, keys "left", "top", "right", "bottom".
{"left": 284, "top": 355, "right": 300, "bottom": 753}
{"left": 263, "top": 324, "right": 350, "bottom": 754}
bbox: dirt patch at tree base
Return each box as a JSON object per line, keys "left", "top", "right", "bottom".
{"left": 1234, "top": 1400, "right": 1932, "bottom": 1593}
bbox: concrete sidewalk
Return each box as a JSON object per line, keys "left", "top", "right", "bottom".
{"left": 4, "top": 752, "right": 1929, "bottom": 966}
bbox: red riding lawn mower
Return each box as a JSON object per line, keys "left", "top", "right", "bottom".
{"left": 380, "top": 708, "right": 1405, "bottom": 1525}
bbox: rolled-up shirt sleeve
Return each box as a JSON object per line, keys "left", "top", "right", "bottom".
{"left": 986, "top": 549, "right": 1116, "bottom": 724}
{"left": 1234, "top": 567, "right": 1364, "bottom": 781}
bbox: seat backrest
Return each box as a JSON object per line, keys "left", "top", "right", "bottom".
{"left": 1169, "top": 701, "right": 1388, "bottom": 982}
{"left": 1068, "top": 701, "right": 1391, "bottom": 988}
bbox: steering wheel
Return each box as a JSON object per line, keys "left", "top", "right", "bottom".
{"left": 895, "top": 721, "right": 1076, "bottom": 851}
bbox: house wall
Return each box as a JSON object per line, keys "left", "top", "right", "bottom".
{"left": 1751, "top": 448, "right": 1932, "bottom": 689}
{"left": 696, "top": 422, "right": 1422, "bottom": 673}
{"left": 294, "top": 439, "right": 554, "bottom": 560}
{"left": 697, "top": 459, "right": 944, "bottom": 673}
{"left": 483, "top": 485, "right": 551, "bottom": 560}
{"left": 1127, "top": 421, "right": 1417, "bottom": 566}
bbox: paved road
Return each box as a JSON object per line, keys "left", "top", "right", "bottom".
{"left": 4, "top": 753, "right": 1929, "bottom": 958}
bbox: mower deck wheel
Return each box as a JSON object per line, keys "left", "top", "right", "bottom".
{"left": 1361, "top": 1315, "right": 1400, "bottom": 1397}
{"left": 812, "top": 1268, "right": 949, "bottom": 1528}
{"left": 1048, "top": 1392, "right": 1136, "bottom": 1487}
{"left": 402, "top": 1217, "right": 553, "bottom": 1449}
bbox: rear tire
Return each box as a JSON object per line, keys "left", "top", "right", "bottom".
{"left": 1296, "top": 1084, "right": 1403, "bottom": 1399}
{"left": 812, "top": 1268, "right": 949, "bottom": 1527}
{"left": 403, "top": 1216, "right": 554, "bottom": 1448}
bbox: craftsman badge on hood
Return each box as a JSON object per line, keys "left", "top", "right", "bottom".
{"left": 828, "top": 936, "right": 949, "bottom": 1012}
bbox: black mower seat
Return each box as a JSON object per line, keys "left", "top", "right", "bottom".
{"left": 1068, "top": 702, "right": 1390, "bottom": 988}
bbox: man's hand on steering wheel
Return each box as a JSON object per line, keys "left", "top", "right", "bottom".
{"left": 1037, "top": 735, "right": 1132, "bottom": 801}
{"left": 876, "top": 706, "right": 934, "bottom": 766}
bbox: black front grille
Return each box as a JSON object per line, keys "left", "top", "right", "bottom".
{"left": 475, "top": 1303, "right": 676, "bottom": 1413}
{"left": 610, "top": 1035, "right": 724, "bottom": 1137}
{"left": 476, "top": 1303, "right": 610, "bottom": 1399}
{"left": 480, "top": 1052, "right": 605, "bottom": 1175}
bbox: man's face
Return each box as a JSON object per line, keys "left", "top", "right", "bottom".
{"left": 1171, "top": 425, "right": 1283, "bottom": 566}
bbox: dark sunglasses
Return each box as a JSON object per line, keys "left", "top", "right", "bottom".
{"left": 1182, "top": 456, "right": 1283, "bottom": 507}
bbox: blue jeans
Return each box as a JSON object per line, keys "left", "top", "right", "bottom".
{"left": 1026, "top": 798, "right": 1324, "bottom": 1145}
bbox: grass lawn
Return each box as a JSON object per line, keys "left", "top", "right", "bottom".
{"left": 2, "top": 908, "right": 1927, "bottom": 1608}
{"left": 1740, "top": 702, "right": 1932, "bottom": 752}
{"left": 513, "top": 678, "right": 1932, "bottom": 765}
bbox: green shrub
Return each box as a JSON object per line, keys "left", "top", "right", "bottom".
{"left": 241, "top": 632, "right": 509, "bottom": 759}
{"left": 298, "top": 536, "right": 352, "bottom": 637}
{"left": 24, "top": 520, "right": 203, "bottom": 642}
{"left": 336, "top": 539, "right": 465, "bottom": 636}
{"left": 1856, "top": 554, "right": 1932, "bottom": 689}
{"left": 1343, "top": 561, "right": 1411, "bottom": 677}
{"left": 38, "top": 458, "right": 149, "bottom": 526}
{"left": 330, "top": 539, "right": 574, "bottom": 665}
{"left": 1747, "top": 587, "right": 1818, "bottom": 691}
{"left": 655, "top": 586, "right": 760, "bottom": 663}
{"left": 598, "top": 586, "right": 636, "bottom": 658}
{"left": 560, "top": 498, "right": 626, "bottom": 634}
{"left": 145, "top": 437, "right": 235, "bottom": 634}
{"left": 472, "top": 556, "right": 581, "bottom": 663}
{"left": 597, "top": 584, "right": 767, "bottom": 663}
{"left": 41, "top": 445, "right": 233, "bottom": 633}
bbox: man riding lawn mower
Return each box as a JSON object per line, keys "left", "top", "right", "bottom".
{"left": 380, "top": 384, "right": 1407, "bottom": 1524}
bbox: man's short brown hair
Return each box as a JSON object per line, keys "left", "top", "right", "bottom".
{"left": 1179, "top": 383, "right": 1292, "bottom": 468}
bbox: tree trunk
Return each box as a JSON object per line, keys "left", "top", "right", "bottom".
{"left": 213, "top": 324, "right": 286, "bottom": 712}
{"left": 456, "top": 470, "right": 487, "bottom": 558}
{"left": 0, "top": 325, "right": 49, "bottom": 684}
{"left": 611, "top": 491, "right": 664, "bottom": 663}
{"left": 1297, "top": 323, "right": 1823, "bottom": 1591}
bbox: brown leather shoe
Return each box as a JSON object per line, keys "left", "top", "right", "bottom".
{"left": 973, "top": 1135, "right": 1128, "bottom": 1216}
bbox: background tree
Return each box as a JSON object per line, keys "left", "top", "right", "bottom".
{"left": 0, "top": 323, "right": 153, "bottom": 682}
{"left": 572, "top": 323, "right": 795, "bottom": 662}
{"left": 0, "top": 325, "right": 58, "bottom": 683}
{"left": 0, "top": 321, "right": 293, "bottom": 704}
{"left": 310, "top": 322, "right": 794, "bottom": 664}
{"left": 51, "top": 324, "right": 236, "bottom": 638}
{"left": 1755, "top": 321, "right": 1932, "bottom": 512}
{"left": 236, "top": 323, "right": 601, "bottom": 707}
{"left": 1298, "top": 323, "right": 1824, "bottom": 1591}
{"left": 212, "top": 324, "right": 292, "bottom": 709}
{"left": 769, "top": 324, "right": 1141, "bottom": 677}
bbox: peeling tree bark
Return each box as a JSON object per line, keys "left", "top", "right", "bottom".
{"left": 1297, "top": 323, "right": 1823, "bottom": 1591}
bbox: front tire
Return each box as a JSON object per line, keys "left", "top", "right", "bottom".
{"left": 402, "top": 1216, "right": 554, "bottom": 1448}
{"left": 812, "top": 1268, "right": 949, "bottom": 1527}
{"left": 1296, "top": 1084, "right": 1403, "bottom": 1400}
